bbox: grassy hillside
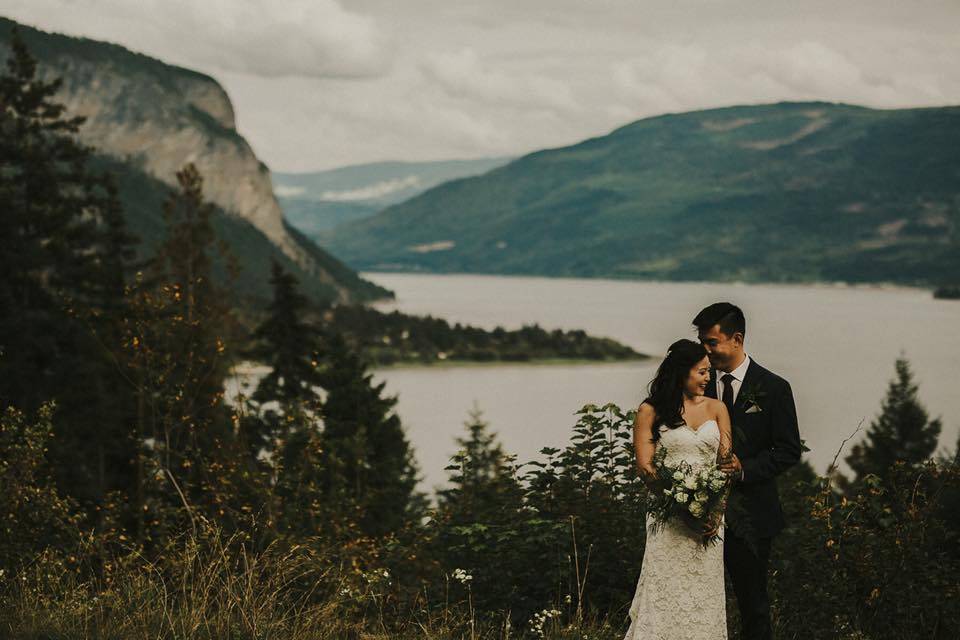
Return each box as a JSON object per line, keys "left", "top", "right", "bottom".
{"left": 325, "top": 102, "right": 960, "bottom": 286}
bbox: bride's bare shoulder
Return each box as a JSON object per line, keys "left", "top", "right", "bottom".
{"left": 703, "top": 397, "right": 728, "bottom": 417}
{"left": 635, "top": 401, "right": 657, "bottom": 422}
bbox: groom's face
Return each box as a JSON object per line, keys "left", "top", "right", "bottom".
{"left": 697, "top": 324, "right": 743, "bottom": 372}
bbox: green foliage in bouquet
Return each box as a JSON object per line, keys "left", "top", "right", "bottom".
{"left": 645, "top": 444, "right": 730, "bottom": 546}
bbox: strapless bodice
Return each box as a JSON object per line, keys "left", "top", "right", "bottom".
{"left": 657, "top": 419, "right": 720, "bottom": 468}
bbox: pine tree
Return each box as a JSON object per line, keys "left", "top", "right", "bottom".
{"left": 428, "top": 408, "right": 526, "bottom": 616}
{"left": 126, "top": 162, "right": 255, "bottom": 540}
{"left": 845, "top": 356, "right": 942, "bottom": 483}
{"left": 437, "top": 406, "right": 523, "bottom": 524}
{"left": 243, "top": 260, "right": 326, "bottom": 457}
{"left": 317, "top": 332, "right": 424, "bottom": 537}
{"left": 0, "top": 25, "right": 105, "bottom": 410}
{"left": 273, "top": 418, "right": 332, "bottom": 538}
{"left": 146, "top": 163, "right": 236, "bottom": 460}
{"left": 0, "top": 27, "right": 140, "bottom": 526}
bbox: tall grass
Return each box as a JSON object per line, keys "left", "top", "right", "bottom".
{"left": 0, "top": 520, "right": 625, "bottom": 640}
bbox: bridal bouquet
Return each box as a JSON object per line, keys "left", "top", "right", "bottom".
{"left": 645, "top": 445, "right": 731, "bottom": 545}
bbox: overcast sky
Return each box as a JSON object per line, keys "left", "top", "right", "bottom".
{"left": 5, "top": 1, "right": 959, "bottom": 172}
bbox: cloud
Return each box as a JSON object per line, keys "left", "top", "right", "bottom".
{"left": 8, "top": 1, "right": 959, "bottom": 171}
{"left": 4, "top": 0, "right": 388, "bottom": 78}
{"left": 609, "top": 36, "right": 958, "bottom": 118}
{"left": 274, "top": 185, "right": 306, "bottom": 198}
{"left": 420, "top": 48, "right": 579, "bottom": 113}
{"left": 321, "top": 175, "right": 422, "bottom": 201}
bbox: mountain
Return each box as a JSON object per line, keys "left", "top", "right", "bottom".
{"left": 324, "top": 102, "right": 960, "bottom": 286}
{"left": 274, "top": 158, "right": 511, "bottom": 235}
{"left": 0, "top": 17, "right": 389, "bottom": 305}
{"left": 93, "top": 154, "right": 385, "bottom": 313}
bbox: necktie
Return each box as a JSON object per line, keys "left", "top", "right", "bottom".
{"left": 721, "top": 373, "right": 736, "bottom": 413}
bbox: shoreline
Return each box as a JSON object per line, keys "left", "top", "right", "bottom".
{"left": 231, "top": 356, "right": 651, "bottom": 377}
{"left": 360, "top": 270, "right": 939, "bottom": 296}
{"left": 372, "top": 356, "right": 651, "bottom": 371}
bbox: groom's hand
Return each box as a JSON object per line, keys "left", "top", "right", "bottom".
{"left": 719, "top": 453, "right": 742, "bottom": 480}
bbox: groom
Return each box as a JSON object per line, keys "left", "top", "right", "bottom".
{"left": 693, "top": 302, "right": 802, "bottom": 640}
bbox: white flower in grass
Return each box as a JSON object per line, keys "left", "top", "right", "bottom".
{"left": 452, "top": 568, "right": 473, "bottom": 584}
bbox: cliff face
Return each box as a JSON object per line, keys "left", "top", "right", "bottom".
{"left": 0, "top": 17, "right": 383, "bottom": 299}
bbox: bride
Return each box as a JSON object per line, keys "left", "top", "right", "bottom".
{"left": 624, "top": 339, "right": 733, "bottom": 640}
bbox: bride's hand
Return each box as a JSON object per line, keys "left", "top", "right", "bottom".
{"left": 701, "top": 516, "right": 721, "bottom": 539}
{"left": 639, "top": 464, "right": 658, "bottom": 488}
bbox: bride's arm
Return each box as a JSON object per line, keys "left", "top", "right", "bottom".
{"left": 714, "top": 401, "right": 733, "bottom": 465}
{"left": 704, "top": 400, "right": 733, "bottom": 536}
{"left": 633, "top": 402, "right": 658, "bottom": 486}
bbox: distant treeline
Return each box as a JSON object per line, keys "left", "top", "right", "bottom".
{"left": 934, "top": 285, "right": 960, "bottom": 299}
{"left": 327, "top": 305, "right": 645, "bottom": 365}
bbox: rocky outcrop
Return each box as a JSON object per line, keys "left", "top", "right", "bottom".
{"left": 0, "top": 17, "right": 370, "bottom": 296}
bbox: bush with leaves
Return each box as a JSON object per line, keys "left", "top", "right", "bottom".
{"left": 0, "top": 403, "right": 81, "bottom": 575}
{"left": 428, "top": 403, "right": 647, "bottom": 628}
{"left": 772, "top": 458, "right": 959, "bottom": 639}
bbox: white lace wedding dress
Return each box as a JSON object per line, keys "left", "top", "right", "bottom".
{"left": 623, "top": 420, "right": 727, "bottom": 640}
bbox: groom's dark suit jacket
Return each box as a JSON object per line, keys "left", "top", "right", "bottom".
{"left": 706, "top": 358, "right": 802, "bottom": 538}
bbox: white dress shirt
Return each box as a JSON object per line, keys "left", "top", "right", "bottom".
{"left": 716, "top": 353, "right": 751, "bottom": 481}
{"left": 716, "top": 353, "right": 751, "bottom": 405}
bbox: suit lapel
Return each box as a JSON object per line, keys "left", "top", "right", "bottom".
{"left": 735, "top": 358, "right": 762, "bottom": 414}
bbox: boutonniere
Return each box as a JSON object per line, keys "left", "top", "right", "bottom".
{"left": 739, "top": 384, "right": 767, "bottom": 414}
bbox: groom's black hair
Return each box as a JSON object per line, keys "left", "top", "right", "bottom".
{"left": 692, "top": 302, "right": 746, "bottom": 338}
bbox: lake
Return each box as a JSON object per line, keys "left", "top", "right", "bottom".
{"left": 359, "top": 273, "right": 959, "bottom": 497}
{"left": 227, "top": 272, "right": 959, "bottom": 498}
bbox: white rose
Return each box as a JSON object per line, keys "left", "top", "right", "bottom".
{"left": 688, "top": 502, "right": 704, "bottom": 517}
{"left": 674, "top": 491, "right": 689, "bottom": 504}
{"left": 672, "top": 471, "right": 684, "bottom": 481}
{"left": 683, "top": 476, "right": 698, "bottom": 490}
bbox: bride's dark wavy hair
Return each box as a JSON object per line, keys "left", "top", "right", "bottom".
{"left": 643, "top": 339, "right": 708, "bottom": 442}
